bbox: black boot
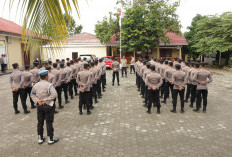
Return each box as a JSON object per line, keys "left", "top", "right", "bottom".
{"left": 157, "top": 108, "right": 160, "bottom": 114}
{"left": 59, "top": 105, "right": 64, "bottom": 109}
{"left": 193, "top": 108, "right": 200, "bottom": 112}
{"left": 24, "top": 110, "right": 30, "bottom": 114}
{"left": 118, "top": 82, "right": 120, "bottom": 86}
{"left": 31, "top": 105, "right": 36, "bottom": 109}
{"left": 189, "top": 103, "right": 193, "bottom": 108}
{"left": 180, "top": 108, "right": 185, "bottom": 113}
{"left": 87, "top": 111, "right": 92, "bottom": 115}
{"left": 203, "top": 107, "right": 206, "bottom": 113}
{"left": 170, "top": 107, "right": 176, "bottom": 113}
{"left": 146, "top": 110, "right": 151, "bottom": 114}
{"left": 15, "top": 110, "right": 20, "bottom": 114}
{"left": 112, "top": 83, "right": 114, "bottom": 86}
{"left": 65, "top": 100, "right": 70, "bottom": 104}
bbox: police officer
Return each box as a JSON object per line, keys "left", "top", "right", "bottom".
{"left": 193, "top": 63, "right": 212, "bottom": 113}
{"left": 23, "top": 65, "right": 36, "bottom": 109}
{"left": 40, "top": 61, "right": 48, "bottom": 71}
{"left": 145, "top": 65, "right": 163, "bottom": 114}
{"left": 171, "top": 64, "right": 187, "bottom": 113}
{"left": 46, "top": 66, "right": 58, "bottom": 114}
{"left": 90, "top": 62, "right": 98, "bottom": 105}
{"left": 99, "top": 58, "right": 106, "bottom": 92}
{"left": 10, "top": 63, "right": 30, "bottom": 114}
{"left": 31, "top": 70, "right": 59, "bottom": 145}
{"left": 65, "top": 62, "right": 73, "bottom": 99}
{"left": 77, "top": 63, "right": 92, "bottom": 115}
{"left": 130, "top": 56, "right": 135, "bottom": 74}
{"left": 111, "top": 58, "right": 120, "bottom": 86}
{"left": 182, "top": 62, "right": 191, "bottom": 103}
{"left": 140, "top": 60, "right": 147, "bottom": 98}
{"left": 189, "top": 63, "right": 200, "bottom": 108}
{"left": 52, "top": 63, "right": 64, "bottom": 109}
{"left": 95, "top": 60, "right": 102, "bottom": 99}
{"left": 142, "top": 62, "right": 151, "bottom": 107}
{"left": 70, "top": 60, "right": 78, "bottom": 96}
{"left": 59, "top": 63, "right": 70, "bottom": 104}
{"left": 162, "top": 62, "right": 175, "bottom": 104}
{"left": 121, "top": 55, "right": 127, "bottom": 77}
{"left": 31, "top": 61, "right": 40, "bottom": 85}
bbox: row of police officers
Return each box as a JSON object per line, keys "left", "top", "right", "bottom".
{"left": 135, "top": 57, "right": 213, "bottom": 114}
{"left": 10, "top": 57, "right": 106, "bottom": 145}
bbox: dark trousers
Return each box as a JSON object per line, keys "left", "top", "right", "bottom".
{"left": 141, "top": 80, "right": 145, "bottom": 97}
{"left": 25, "top": 87, "right": 35, "bottom": 107}
{"left": 92, "top": 84, "right": 98, "bottom": 102}
{"left": 160, "top": 79, "right": 165, "bottom": 97}
{"left": 112, "top": 71, "right": 119, "bottom": 84}
{"left": 97, "top": 80, "right": 101, "bottom": 97}
{"left": 190, "top": 85, "right": 197, "bottom": 105}
{"left": 68, "top": 82, "right": 73, "bottom": 97}
{"left": 137, "top": 76, "right": 142, "bottom": 91}
{"left": 79, "top": 91, "right": 90, "bottom": 112}
{"left": 90, "top": 87, "right": 93, "bottom": 106}
{"left": 12, "top": 89, "right": 27, "bottom": 111}
{"left": 164, "top": 82, "right": 173, "bottom": 102}
{"left": 136, "top": 73, "right": 139, "bottom": 86}
{"left": 196, "top": 90, "right": 208, "bottom": 109}
{"left": 147, "top": 89, "right": 160, "bottom": 111}
{"left": 172, "top": 89, "right": 185, "bottom": 110}
{"left": 101, "top": 75, "right": 106, "bottom": 89}
{"left": 60, "top": 83, "right": 68, "bottom": 102}
{"left": 55, "top": 86, "right": 62, "bottom": 106}
{"left": 144, "top": 86, "right": 149, "bottom": 105}
{"left": 37, "top": 104, "right": 54, "bottom": 137}
{"left": 121, "top": 67, "right": 127, "bottom": 77}
{"left": 71, "top": 79, "right": 78, "bottom": 95}
{"left": 1, "top": 64, "right": 5, "bottom": 72}
{"left": 130, "top": 65, "right": 135, "bottom": 74}
{"left": 185, "top": 83, "right": 191, "bottom": 101}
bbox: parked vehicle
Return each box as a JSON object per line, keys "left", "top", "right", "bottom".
{"left": 103, "top": 56, "right": 114, "bottom": 68}
{"left": 79, "top": 54, "right": 96, "bottom": 62}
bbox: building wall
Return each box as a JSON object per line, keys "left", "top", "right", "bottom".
{"left": 172, "top": 48, "right": 179, "bottom": 58}
{"left": 42, "top": 46, "right": 107, "bottom": 62}
{"left": 7, "top": 37, "right": 23, "bottom": 69}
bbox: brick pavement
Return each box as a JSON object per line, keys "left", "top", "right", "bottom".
{"left": 0, "top": 68, "right": 232, "bottom": 157}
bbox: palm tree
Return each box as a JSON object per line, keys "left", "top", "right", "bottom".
{"left": 9, "top": 0, "right": 80, "bottom": 51}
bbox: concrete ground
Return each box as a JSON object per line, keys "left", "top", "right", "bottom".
{"left": 0, "top": 68, "right": 232, "bottom": 157}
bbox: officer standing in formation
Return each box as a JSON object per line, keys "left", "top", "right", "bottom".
{"left": 135, "top": 57, "right": 213, "bottom": 114}
{"left": 111, "top": 58, "right": 120, "bottom": 86}
{"left": 10, "top": 57, "right": 108, "bottom": 144}
{"left": 121, "top": 55, "right": 127, "bottom": 77}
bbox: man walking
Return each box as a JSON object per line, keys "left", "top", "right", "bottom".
{"left": 31, "top": 70, "right": 59, "bottom": 145}
{"left": 111, "top": 58, "right": 120, "bottom": 86}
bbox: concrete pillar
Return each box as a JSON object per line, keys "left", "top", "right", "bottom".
{"left": 111, "top": 46, "right": 113, "bottom": 57}
{"left": 179, "top": 46, "right": 182, "bottom": 59}
{"left": 157, "top": 47, "right": 160, "bottom": 58}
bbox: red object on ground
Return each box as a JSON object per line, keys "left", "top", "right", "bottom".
{"left": 103, "top": 56, "right": 115, "bottom": 68}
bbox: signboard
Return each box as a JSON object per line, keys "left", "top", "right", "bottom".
{"left": 0, "top": 40, "right": 6, "bottom": 56}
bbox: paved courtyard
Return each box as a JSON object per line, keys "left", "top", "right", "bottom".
{"left": 0, "top": 68, "right": 232, "bottom": 157}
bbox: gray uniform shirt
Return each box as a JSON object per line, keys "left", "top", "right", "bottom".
{"left": 59, "top": 68, "right": 69, "bottom": 83}
{"left": 48, "top": 72, "right": 56, "bottom": 86}
{"left": 164, "top": 67, "right": 176, "bottom": 82}
{"left": 145, "top": 71, "right": 163, "bottom": 90}
{"left": 130, "top": 58, "right": 135, "bottom": 65}
{"left": 121, "top": 59, "right": 127, "bottom": 67}
{"left": 31, "top": 67, "right": 40, "bottom": 83}
{"left": 10, "top": 70, "right": 24, "bottom": 89}
{"left": 172, "top": 70, "right": 187, "bottom": 89}
{"left": 193, "top": 69, "right": 212, "bottom": 90}
{"left": 23, "top": 71, "right": 32, "bottom": 87}
{"left": 51, "top": 68, "right": 61, "bottom": 87}
{"left": 111, "top": 61, "right": 120, "bottom": 71}
{"left": 76, "top": 70, "right": 91, "bottom": 91}
{"left": 31, "top": 80, "right": 57, "bottom": 105}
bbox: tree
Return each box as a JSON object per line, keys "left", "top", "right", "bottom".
{"left": 64, "top": 14, "right": 83, "bottom": 35}
{"left": 193, "top": 12, "right": 232, "bottom": 55}
{"left": 8, "top": 0, "right": 81, "bottom": 50}
{"left": 95, "top": 0, "right": 181, "bottom": 53}
{"left": 183, "top": 14, "right": 207, "bottom": 58}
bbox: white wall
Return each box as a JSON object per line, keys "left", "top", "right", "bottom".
{"left": 42, "top": 46, "right": 107, "bottom": 62}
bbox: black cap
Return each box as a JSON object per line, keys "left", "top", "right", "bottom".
{"left": 60, "top": 63, "right": 65, "bottom": 68}
{"left": 169, "top": 62, "right": 173, "bottom": 67}
{"left": 56, "top": 59, "right": 60, "bottom": 62}
{"left": 165, "top": 60, "right": 168, "bottom": 65}
{"left": 45, "top": 66, "right": 52, "bottom": 70}
{"left": 25, "top": 65, "right": 30, "bottom": 69}
{"left": 53, "top": 63, "right": 57, "bottom": 68}
{"left": 12, "top": 63, "right": 19, "bottom": 69}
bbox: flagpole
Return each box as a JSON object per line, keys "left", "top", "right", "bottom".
{"left": 120, "top": 26, "right": 122, "bottom": 61}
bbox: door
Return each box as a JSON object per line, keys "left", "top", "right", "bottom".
{"left": 24, "top": 51, "right": 30, "bottom": 66}
{"left": 72, "top": 52, "right": 78, "bottom": 60}
{"left": 160, "top": 49, "right": 172, "bottom": 57}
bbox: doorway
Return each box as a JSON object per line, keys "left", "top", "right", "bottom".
{"left": 72, "top": 52, "right": 78, "bottom": 60}
{"left": 160, "top": 48, "right": 172, "bottom": 57}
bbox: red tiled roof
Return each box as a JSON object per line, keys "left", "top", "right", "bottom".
{"left": 160, "top": 32, "right": 188, "bottom": 46}
{"left": 109, "top": 32, "right": 188, "bottom": 46}
{"left": 68, "top": 32, "right": 102, "bottom": 45}
{"left": 0, "top": 17, "right": 22, "bottom": 36}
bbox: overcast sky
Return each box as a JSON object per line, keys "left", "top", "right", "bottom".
{"left": 0, "top": 0, "right": 232, "bottom": 34}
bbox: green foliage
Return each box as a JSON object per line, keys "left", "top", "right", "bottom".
{"left": 95, "top": 0, "right": 181, "bottom": 52}
{"left": 187, "top": 12, "right": 232, "bottom": 56}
